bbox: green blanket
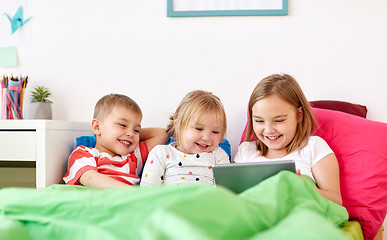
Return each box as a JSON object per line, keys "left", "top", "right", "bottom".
{"left": 0, "top": 172, "right": 349, "bottom": 240}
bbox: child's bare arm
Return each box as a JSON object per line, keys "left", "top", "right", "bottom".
{"left": 79, "top": 170, "right": 130, "bottom": 189}
{"left": 140, "top": 128, "right": 168, "bottom": 151}
{"left": 311, "top": 153, "right": 342, "bottom": 205}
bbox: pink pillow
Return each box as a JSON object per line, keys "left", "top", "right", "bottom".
{"left": 239, "top": 107, "right": 387, "bottom": 240}
{"left": 313, "top": 108, "right": 387, "bottom": 240}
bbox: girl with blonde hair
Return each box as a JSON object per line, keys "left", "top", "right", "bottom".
{"left": 141, "top": 90, "right": 229, "bottom": 186}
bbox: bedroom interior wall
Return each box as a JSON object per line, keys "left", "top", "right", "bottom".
{"left": 1, "top": 0, "right": 387, "bottom": 159}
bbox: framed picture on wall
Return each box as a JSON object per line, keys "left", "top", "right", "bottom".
{"left": 167, "top": 0, "right": 288, "bottom": 17}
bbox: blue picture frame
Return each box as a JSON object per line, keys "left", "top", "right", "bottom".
{"left": 167, "top": 0, "right": 288, "bottom": 17}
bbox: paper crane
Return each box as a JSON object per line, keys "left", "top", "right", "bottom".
{"left": 4, "top": 6, "right": 32, "bottom": 34}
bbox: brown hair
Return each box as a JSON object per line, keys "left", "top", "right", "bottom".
{"left": 166, "top": 90, "right": 227, "bottom": 146}
{"left": 93, "top": 93, "right": 142, "bottom": 120}
{"left": 245, "top": 74, "right": 317, "bottom": 156}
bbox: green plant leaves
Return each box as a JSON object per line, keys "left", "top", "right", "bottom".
{"left": 30, "top": 85, "right": 53, "bottom": 103}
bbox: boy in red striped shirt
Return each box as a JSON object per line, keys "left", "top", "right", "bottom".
{"left": 63, "top": 94, "right": 166, "bottom": 189}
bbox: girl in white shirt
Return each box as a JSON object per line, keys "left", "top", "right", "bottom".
{"left": 141, "top": 90, "right": 230, "bottom": 186}
{"left": 234, "top": 74, "right": 342, "bottom": 205}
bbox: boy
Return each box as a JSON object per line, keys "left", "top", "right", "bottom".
{"left": 63, "top": 93, "right": 167, "bottom": 189}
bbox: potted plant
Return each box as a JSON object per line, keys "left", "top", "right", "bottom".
{"left": 30, "top": 85, "right": 53, "bottom": 119}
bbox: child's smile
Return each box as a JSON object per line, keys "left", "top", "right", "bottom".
{"left": 265, "top": 135, "right": 282, "bottom": 140}
{"left": 196, "top": 142, "right": 210, "bottom": 151}
{"left": 118, "top": 139, "right": 133, "bottom": 148}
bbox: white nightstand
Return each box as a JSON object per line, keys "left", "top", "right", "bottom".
{"left": 0, "top": 120, "right": 92, "bottom": 188}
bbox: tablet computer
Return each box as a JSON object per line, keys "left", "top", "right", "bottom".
{"left": 212, "top": 161, "right": 296, "bottom": 194}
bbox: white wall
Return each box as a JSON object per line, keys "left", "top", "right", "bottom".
{"left": 2, "top": 0, "right": 387, "bottom": 158}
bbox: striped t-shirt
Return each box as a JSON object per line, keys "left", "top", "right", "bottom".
{"left": 63, "top": 141, "right": 148, "bottom": 186}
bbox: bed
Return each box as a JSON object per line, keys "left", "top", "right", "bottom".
{"left": 0, "top": 100, "right": 386, "bottom": 240}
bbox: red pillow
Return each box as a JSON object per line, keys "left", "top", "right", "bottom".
{"left": 310, "top": 100, "right": 368, "bottom": 118}
{"left": 313, "top": 108, "right": 387, "bottom": 240}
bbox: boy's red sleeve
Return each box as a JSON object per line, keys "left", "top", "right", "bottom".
{"left": 63, "top": 146, "right": 97, "bottom": 185}
{"left": 138, "top": 141, "right": 149, "bottom": 165}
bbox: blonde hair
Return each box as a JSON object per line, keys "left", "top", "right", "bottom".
{"left": 167, "top": 90, "right": 227, "bottom": 146}
{"left": 93, "top": 93, "right": 142, "bottom": 120}
{"left": 245, "top": 74, "right": 317, "bottom": 156}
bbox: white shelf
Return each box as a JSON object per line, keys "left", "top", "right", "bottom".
{"left": 0, "top": 120, "right": 92, "bottom": 188}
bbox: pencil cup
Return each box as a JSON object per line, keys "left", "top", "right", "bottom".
{"left": 1, "top": 78, "right": 25, "bottom": 119}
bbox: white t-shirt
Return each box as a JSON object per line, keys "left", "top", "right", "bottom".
{"left": 140, "top": 143, "right": 230, "bottom": 186}
{"left": 233, "top": 136, "right": 333, "bottom": 182}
